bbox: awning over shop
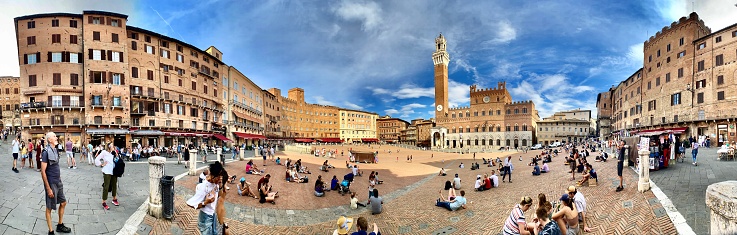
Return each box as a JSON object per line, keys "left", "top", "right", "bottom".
{"left": 213, "top": 134, "right": 232, "bottom": 142}
{"left": 131, "top": 130, "right": 164, "bottom": 136}
{"left": 87, "top": 128, "right": 130, "bottom": 135}
{"left": 233, "top": 132, "right": 267, "bottom": 140}
{"left": 295, "top": 138, "right": 314, "bottom": 143}
{"left": 317, "top": 138, "right": 342, "bottom": 143}
{"left": 361, "top": 138, "right": 379, "bottom": 142}
{"left": 635, "top": 127, "right": 688, "bottom": 136}
{"left": 165, "top": 132, "right": 195, "bottom": 137}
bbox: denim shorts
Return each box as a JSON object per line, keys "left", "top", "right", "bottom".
{"left": 197, "top": 210, "right": 218, "bottom": 235}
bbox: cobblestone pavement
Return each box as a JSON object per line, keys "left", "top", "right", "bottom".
{"left": 0, "top": 136, "right": 220, "bottom": 235}
{"left": 646, "top": 147, "right": 737, "bottom": 235}
{"left": 140, "top": 147, "right": 677, "bottom": 235}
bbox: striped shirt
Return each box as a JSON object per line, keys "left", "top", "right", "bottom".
{"left": 503, "top": 204, "right": 526, "bottom": 235}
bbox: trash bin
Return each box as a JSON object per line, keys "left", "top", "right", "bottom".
{"left": 161, "top": 176, "right": 175, "bottom": 219}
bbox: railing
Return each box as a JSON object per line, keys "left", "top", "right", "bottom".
{"left": 87, "top": 117, "right": 127, "bottom": 126}
{"left": 131, "top": 89, "right": 159, "bottom": 99}
{"left": 25, "top": 118, "right": 85, "bottom": 126}
{"left": 20, "top": 102, "right": 47, "bottom": 109}
{"left": 230, "top": 100, "right": 263, "bottom": 116}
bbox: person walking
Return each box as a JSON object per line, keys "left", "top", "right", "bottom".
{"left": 95, "top": 144, "right": 119, "bottom": 210}
{"left": 502, "top": 156, "right": 512, "bottom": 183}
{"left": 186, "top": 162, "right": 225, "bottom": 235}
{"left": 691, "top": 140, "right": 699, "bottom": 166}
{"left": 65, "top": 138, "right": 77, "bottom": 169}
{"left": 12, "top": 136, "right": 20, "bottom": 173}
{"left": 40, "top": 132, "right": 72, "bottom": 234}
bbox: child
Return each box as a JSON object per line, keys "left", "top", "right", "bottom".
{"left": 350, "top": 192, "right": 366, "bottom": 209}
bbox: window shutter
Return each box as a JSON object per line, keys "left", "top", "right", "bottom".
{"left": 23, "top": 54, "right": 27, "bottom": 64}
{"left": 131, "top": 41, "right": 136, "bottom": 50}
{"left": 102, "top": 72, "right": 107, "bottom": 83}
{"left": 79, "top": 96, "right": 85, "bottom": 106}
{"left": 48, "top": 96, "right": 52, "bottom": 105}
{"left": 88, "top": 49, "right": 93, "bottom": 60}
{"left": 101, "top": 50, "right": 106, "bottom": 60}
{"left": 60, "top": 116, "right": 64, "bottom": 124}
{"left": 121, "top": 74, "right": 125, "bottom": 85}
{"left": 62, "top": 52, "right": 68, "bottom": 62}
{"left": 152, "top": 47, "right": 155, "bottom": 55}
{"left": 36, "top": 52, "right": 40, "bottom": 61}
{"left": 88, "top": 16, "right": 92, "bottom": 24}
{"left": 106, "top": 17, "right": 111, "bottom": 25}
{"left": 78, "top": 53, "right": 83, "bottom": 61}
{"left": 108, "top": 72, "right": 113, "bottom": 83}
{"left": 47, "top": 52, "right": 52, "bottom": 62}
{"left": 89, "top": 72, "right": 94, "bottom": 83}
{"left": 107, "top": 50, "right": 112, "bottom": 61}
{"left": 167, "top": 51, "right": 170, "bottom": 59}
{"left": 119, "top": 52, "right": 124, "bottom": 62}
{"left": 62, "top": 95, "right": 70, "bottom": 106}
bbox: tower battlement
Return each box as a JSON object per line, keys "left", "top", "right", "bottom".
{"left": 644, "top": 12, "right": 711, "bottom": 50}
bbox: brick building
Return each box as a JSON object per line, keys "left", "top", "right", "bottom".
{"left": 268, "top": 88, "right": 340, "bottom": 143}
{"left": 262, "top": 89, "right": 282, "bottom": 142}
{"left": 536, "top": 109, "right": 593, "bottom": 145}
{"left": 376, "top": 115, "right": 409, "bottom": 143}
{"left": 595, "top": 89, "right": 613, "bottom": 140}
{"left": 339, "top": 109, "right": 378, "bottom": 143}
{"left": 429, "top": 34, "right": 539, "bottom": 150}
{"left": 16, "top": 11, "right": 226, "bottom": 148}
{"left": 0, "top": 76, "right": 20, "bottom": 128}
{"left": 603, "top": 12, "right": 737, "bottom": 146}
{"left": 223, "top": 66, "right": 265, "bottom": 147}
{"left": 411, "top": 118, "right": 435, "bottom": 147}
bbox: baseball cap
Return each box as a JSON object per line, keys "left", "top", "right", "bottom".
{"left": 240, "top": 177, "right": 246, "bottom": 183}
{"left": 560, "top": 193, "right": 570, "bottom": 201}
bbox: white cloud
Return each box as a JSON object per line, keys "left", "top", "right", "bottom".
{"left": 509, "top": 73, "right": 596, "bottom": 118}
{"left": 313, "top": 96, "right": 335, "bottom": 106}
{"left": 656, "top": 0, "right": 737, "bottom": 34}
{"left": 489, "top": 21, "right": 517, "bottom": 44}
{"left": 491, "top": 60, "right": 522, "bottom": 80}
{"left": 448, "top": 80, "right": 470, "bottom": 108}
{"left": 384, "top": 108, "right": 399, "bottom": 116}
{"left": 396, "top": 103, "right": 427, "bottom": 118}
{"left": 343, "top": 101, "right": 363, "bottom": 110}
{"left": 369, "top": 84, "right": 434, "bottom": 99}
{"left": 333, "top": 0, "right": 383, "bottom": 31}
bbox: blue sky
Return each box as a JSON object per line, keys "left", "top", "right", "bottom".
{"left": 2, "top": 0, "right": 736, "bottom": 120}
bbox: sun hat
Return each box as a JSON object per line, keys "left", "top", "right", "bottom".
{"left": 336, "top": 216, "right": 353, "bottom": 235}
{"left": 567, "top": 185, "right": 577, "bottom": 193}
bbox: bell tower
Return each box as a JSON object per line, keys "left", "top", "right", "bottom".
{"left": 433, "top": 33, "right": 450, "bottom": 119}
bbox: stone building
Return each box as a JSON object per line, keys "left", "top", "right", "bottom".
{"left": 268, "top": 88, "right": 340, "bottom": 142}
{"left": 399, "top": 126, "right": 416, "bottom": 145}
{"left": 16, "top": 11, "right": 226, "bottom": 148}
{"left": 0, "top": 76, "right": 21, "bottom": 127}
{"left": 536, "top": 109, "right": 593, "bottom": 145}
{"left": 429, "top": 34, "right": 539, "bottom": 150}
{"left": 604, "top": 12, "right": 737, "bottom": 146}
{"left": 595, "top": 89, "right": 612, "bottom": 140}
{"left": 376, "top": 115, "right": 409, "bottom": 143}
{"left": 339, "top": 109, "right": 378, "bottom": 143}
{"left": 411, "top": 118, "right": 435, "bottom": 147}
{"left": 223, "top": 66, "right": 265, "bottom": 146}
{"left": 262, "top": 89, "right": 282, "bottom": 142}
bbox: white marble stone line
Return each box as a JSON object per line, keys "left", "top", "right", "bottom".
{"left": 650, "top": 180, "right": 696, "bottom": 235}
{"left": 118, "top": 158, "right": 238, "bottom": 235}
{"left": 117, "top": 198, "right": 149, "bottom": 235}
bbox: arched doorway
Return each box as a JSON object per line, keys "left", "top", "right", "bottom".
{"left": 522, "top": 139, "right": 527, "bottom": 146}
{"left": 506, "top": 139, "right": 510, "bottom": 146}
{"left": 433, "top": 132, "right": 441, "bottom": 147}
{"left": 452, "top": 140, "right": 456, "bottom": 148}
{"left": 514, "top": 139, "right": 519, "bottom": 148}
{"left": 496, "top": 139, "right": 501, "bottom": 146}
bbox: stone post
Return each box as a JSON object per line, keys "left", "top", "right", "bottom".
{"left": 147, "top": 156, "right": 166, "bottom": 218}
{"left": 638, "top": 149, "right": 650, "bottom": 192}
{"left": 706, "top": 181, "right": 737, "bottom": 235}
{"left": 188, "top": 150, "right": 198, "bottom": 176}
{"left": 623, "top": 145, "right": 630, "bottom": 167}
{"left": 216, "top": 147, "right": 223, "bottom": 166}
{"left": 239, "top": 148, "right": 245, "bottom": 160}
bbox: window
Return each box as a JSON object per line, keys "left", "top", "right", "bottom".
{"left": 146, "top": 45, "right": 154, "bottom": 54}
{"left": 717, "top": 75, "right": 724, "bottom": 85}
{"left": 69, "top": 20, "right": 77, "bottom": 28}
{"left": 164, "top": 103, "right": 170, "bottom": 113}
{"left": 667, "top": 57, "right": 670, "bottom": 63}
{"left": 92, "top": 71, "right": 105, "bottom": 83}
{"left": 716, "top": 36, "right": 722, "bottom": 43}
{"left": 657, "top": 50, "right": 660, "bottom": 57}
{"left": 697, "top": 92, "right": 704, "bottom": 104}
{"left": 147, "top": 70, "right": 153, "bottom": 80}
{"left": 667, "top": 44, "right": 671, "bottom": 52}
{"left": 27, "top": 36, "right": 36, "bottom": 45}
{"left": 671, "top": 93, "right": 681, "bottom": 105}
{"left": 177, "top": 54, "right": 184, "bottom": 63}
{"left": 111, "top": 19, "right": 119, "bottom": 27}
{"left": 192, "top": 121, "right": 197, "bottom": 129}
{"left": 131, "top": 67, "right": 138, "bottom": 78}
{"left": 52, "top": 73, "right": 61, "bottom": 85}
{"left": 696, "top": 79, "right": 706, "bottom": 89}
{"left": 716, "top": 54, "right": 724, "bottom": 66}
{"left": 161, "top": 49, "right": 169, "bottom": 59}
{"left": 647, "top": 81, "right": 651, "bottom": 90}
{"left": 648, "top": 100, "right": 657, "bottom": 111}
{"left": 70, "top": 35, "right": 78, "bottom": 44}
{"left": 149, "top": 119, "right": 155, "bottom": 127}
{"left": 28, "top": 75, "right": 37, "bottom": 87}
{"left": 178, "top": 79, "right": 182, "bottom": 86}
{"left": 112, "top": 33, "right": 119, "bottom": 43}
{"left": 52, "top": 34, "right": 61, "bottom": 43}
{"left": 164, "top": 76, "right": 169, "bottom": 83}
{"left": 93, "top": 50, "right": 102, "bottom": 60}
{"left": 112, "top": 73, "right": 121, "bottom": 85}
{"left": 697, "top": 60, "right": 705, "bottom": 72}
{"left": 52, "top": 96, "right": 62, "bottom": 107}
{"left": 93, "top": 17, "right": 101, "bottom": 24}
{"left": 70, "top": 96, "right": 79, "bottom": 107}
{"left": 734, "top": 31, "right": 737, "bottom": 37}
{"left": 698, "top": 42, "right": 706, "bottom": 50}
{"left": 52, "top": 19, "right": 59, "bottom": 27}
{"left": 679, "top": 37, "right": 684, "bottom": 46}
{"left": 145, "top": 35, "right": 151, "bottom": 43}
{"left": 192, "top": 81, "right": 197, "bottom": 90}
{"left": 717, "top": 91, "right": 725, "bottom": 100}
{"left": 678, "top": 68, "right": 684, "bottom": 78}
{"left": 93, "top": 31, "right": 100, "bottom": 41}
{"left": 677, "top": 51, "right": 685, "bottom": 58}
{"left": 25, "top": 53, "right": 38, "bottom": 64}
{"left": 656, "top": 77, "right": 660, "bottom": 86}
{"left": 665, "top": 73, "right": 670, "bottom": 83}
{"left": 51, "top": 52, "right": 62, "bottom": 62}
{"left": 70, "top": 74, "right": 79, "bottom": 86}
{"left": 111, "top": 96, "right": 121, "bottom": 106}
{"left": 27, "top": 21, "right": 35, "bottom": 29}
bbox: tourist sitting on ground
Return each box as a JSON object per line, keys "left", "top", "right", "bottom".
{"left": 595, "top": 152, "right": 608, "bottom": 162}
{"left": 333, "top": 216, "right": 354, "bottom": 235}
{"left": 350, "top": 192, "right": 366, "bottom": 209}
{"left": 321, "top": 160, "right": 331, "bottom": 172}
{"left": 374, "top": 172, "right": 383, "bottom": 184}
{"left": 532, "top": 162, "right": 541, "bottom": 176}
{"left": 530, "top": 205, "right": 561, "bottom": 235}
{"left": 258, "top": 176, "right": 278, "bottom": 204}
{"left": 352, "top": 165, "right": 363, "bottom": 177}
{"left": 228, "top": 174, "right": 238, "bottom": 184}
{"left": 503, "top": 196, "right": 535, "bottom": 235}
{"left": 577, "top": 163, "right": 597, "bottom": 186}
{"left": 367, "top": 189, "right": 383, "bottom": 215}
{"left": 237, "top": 177, "right": 258, "bottom": 199}
{"left": 543, "top": 154, "right": 552, "bottom": 163}
{"left": 519, "top": 156, "right": 523, "bottom": 161}
{"left": 474, "top": 175, "right": 484, "bottom": 191}
{"left": 315, "top": 175, "right": 327, "bottom": 197}
{"left": 541, "top": 162, "right": 550, "bottom": 173}
{"left": 351, "top": 217, "right": 381, "bottom": 235}
{"left": 346, "top": 161, "right": 351, "bottom": 169}
{"left": 199, "top": 169, "right": 209, "bottom": 183}
{"left": 459, "top": 162, "right": 464, "bottom": 169}
{"left": 453, "top": 174, "right": 462, "bottom": 190}
{"left": 435, "top": 189, "right": 467, "bottom": 211}
{"left": 275, "top": 157, "right": 281, "bottom": 165}
{"left": 290, "top": 168, "right": 308, "bottom": 183}
{"left": 483, "top": 173, "right": 492, "bottom": 190}
{"left": 245, "top": 160, "right": 262, "bottom": 175}
{"left": 438, "top": 168, "right": 447, "bottom": 176}
{"left": 331, "top": 175, "right": 340, "bottom": 191}
{"left": 482, "top": 158, "right": 488, "bottom": 164}
{"left": 471, "top": 162, "right": 480, "bottom": 170}
{"left": 576, "top": 158, "right": 586, "bottom": 173}
{"left": 552, "top": 193, "right": 579, "bottom": 235}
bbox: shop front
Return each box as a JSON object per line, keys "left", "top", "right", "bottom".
{"left": 86, "top": 128, "right": 130, "bottom": 148}
{"left": 233, "top": 132, "right": 266, "bottom": 146}
{"left": 633, "top": 127, "right": 688, "bottom": 171}
{"left": 130, "top": 129, "right": 164, "bottom": 148}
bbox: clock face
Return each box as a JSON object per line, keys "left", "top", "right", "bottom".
{"left": 436, "top": 105, "right": 443, "bottom": 111}
{"left": 483, "top": 96, "right": 490, "bottom": 103}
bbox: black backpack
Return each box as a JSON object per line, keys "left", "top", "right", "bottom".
{"left": 113, "top": 156, "right": 125, "bottom": 177}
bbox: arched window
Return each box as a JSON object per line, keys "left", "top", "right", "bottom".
{"left": 452, "top": 113, "right": 456, "bottom": 118}
{"left": 523, "top": 108, "right": 528, "bottom": 113}
{"left": 522, "top": 124, "right": 528, "bottom": 131}
{"left": 514, "top": 109, "right": 519, "bottom": 114}
{"left": 506, "top": 109, "right": 511, "bottom": 115}
{"left": 459, "top": 112, "right": 463, "bottom": 118}
{"left": 496, "top": 139, "right": 501, "bottom": 145}
{"left": 514, "top": 124, "right": 519, "bottom": 131}
{"left": 522, "top": 139, "right": 528, "bottom": 146}
{"left": 506, "top": 139, "right": 511, "bottom": 146}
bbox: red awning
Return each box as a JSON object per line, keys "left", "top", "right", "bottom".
{"left": 213, "top": 134, "right": 232, "bottom": 142}
{"left": 318, "top": 138, "right": 342, "bottom": 143}
{"left": 234, "top": 132, "right": 267, "bottom": 140}
{"left": 295, "top": 138, "right": 314, "bottom": 143}
{"left": 361, "top": 138, "right": 379, "bottom": 142}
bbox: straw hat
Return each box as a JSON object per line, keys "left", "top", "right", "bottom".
{"left": 336, "top": 216, "right": 353, "bottom": 235}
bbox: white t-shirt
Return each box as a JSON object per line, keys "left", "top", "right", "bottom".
{"left": 453, "top": 177, "right": 461, "bottom": 189}
{"left": 574, "top": 191, "right": 587, "bottom": 213}
{"left": 352, "top": 167, "right": 358, "bottom": 175}
{"left": 95, "top": 150, "right": 115, "bottom": 175}
{"left": 12, "top": 140, "right": 20, "bottom": 153}
{"left": 490, "top": 175, "right": 499, "bottom": 187}
{"left": 350, "top": 197, "right": 358, "bottom": 209}
{"left": 186, "top": 181, "right": 219, "bottom": 215}
{"left": 474, "top": 179, "right": 483, "bottom": 189}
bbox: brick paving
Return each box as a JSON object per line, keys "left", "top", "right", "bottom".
{"left": 139, "top": 145, "right": 677, "bottom": 235}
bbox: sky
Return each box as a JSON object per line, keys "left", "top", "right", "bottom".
{"left": 1, "top": 0, "right": 736, "bottom": 121}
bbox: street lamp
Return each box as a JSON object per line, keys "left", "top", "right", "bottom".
{"left": 685, "top": 83, "right": 695, "bottom": 108}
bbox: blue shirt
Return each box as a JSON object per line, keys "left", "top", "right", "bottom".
{"left": 538, "top": 220, "right": 562, "bottom": 235}
{"left": 450, "top": 196, "right": 466, "bottom": 211}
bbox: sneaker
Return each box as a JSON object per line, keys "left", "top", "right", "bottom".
{"left": 68, "top": 166, "right": 73, "bottom": 169}
{"left": 56, "top": 223, "right": 71, "bottom": 233}
{"left": 103, "top": 202, "right": 109, "bottom": 210}
{"left": 48, "top": 231, "right": 55, "bottom": 235}
{"left": 112, "top": 199, "right": 119, "bottom": 206}
{"left": 616, "top": 186, "right": 623, "bottom": 192}
{"left": 72, "top": 166, "right": 77, "bottom": 169}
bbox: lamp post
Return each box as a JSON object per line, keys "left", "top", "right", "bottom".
{"left": 685, "top": 83, "right": 694, "bottom": 108}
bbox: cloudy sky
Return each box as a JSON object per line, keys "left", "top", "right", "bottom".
{"left": 1, "top": 0, "right": 736, "bottom": 120}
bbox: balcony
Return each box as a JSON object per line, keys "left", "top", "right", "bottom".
{"left": 25, "top": 117, "right": 85, "bottom": 127}
{"left": 131, "top": 89, "right": 160, "bottom": 100}
{"left": 87, "top": 117, "right": 127, "bottom": 127}
{"left": 230, "top": 100, "right": 263, "bottom": 116}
